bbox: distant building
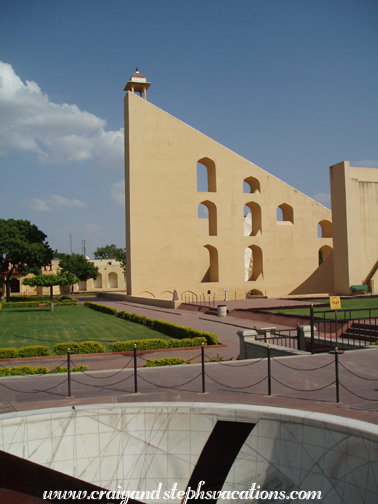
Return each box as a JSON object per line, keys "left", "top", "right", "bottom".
{"left": 1, "top": 259, "right": 126, "bottom": 297}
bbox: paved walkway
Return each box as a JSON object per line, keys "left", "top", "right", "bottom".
{"left": 1, "top": 297, "right": 378, "bottom": 425}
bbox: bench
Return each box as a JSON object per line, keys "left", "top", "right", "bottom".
{"left": 351, "top": 285, "right": 369, "bottom": 294}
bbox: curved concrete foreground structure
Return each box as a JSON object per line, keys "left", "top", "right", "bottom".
{"left": 1, "top": 403, "right": 378, "bottom": 503}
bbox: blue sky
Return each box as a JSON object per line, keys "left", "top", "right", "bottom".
{"left": 1, "top": 0, "right": 377, "bottom": 257}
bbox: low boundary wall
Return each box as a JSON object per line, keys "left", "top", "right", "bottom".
{"left": 103, "top": 292, "right": 181, "bottom": 309}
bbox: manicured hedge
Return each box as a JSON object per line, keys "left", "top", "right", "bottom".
{"left": 3, "top": 301, "right": 40, "bottom": 308}
{"left": 18, "top": 345, "right": 50, "bottom": 358}
{"left": 60, "top": 296, "right": 78, "bottom": 302}
{"left": 0, "top": 345, "right": 50, "bottom": 359}
{"left": 109, "top": 339, "right": 169, "bottom": 352}
{"left": 8, "top": 295, "right": 50, "bottom": 302}
{"left": 0, "top": 365, "right": 49, "bottom": 376}
{"left": 0, "top": 348, "right": 19, "bottom": 359}
{"left": 49, "top": 365, "right": 89, "bottom": 373}
{"left": 84, "top": 302, "right": 117, "bottom": 315}
{"left": 0, "top": 364, "right": 89, "bottom": 376}
{"left": 116, "top": 310, "right": 218, "bottom": 345}
{"left": 53, "top": 341, "right": 106, "bottom": 355}
{"left": 144, "top": 357, "right": 186, "bottom": 367}
{"left": 168, "top": 337, "right": 207, "bottom": 348}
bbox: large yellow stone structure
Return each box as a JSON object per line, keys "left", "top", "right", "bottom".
{"left": 331, "top": 161, "right": 378, "bottom": 295}
{"left": 124, "top": 74, "right": 335, "bottom": 300}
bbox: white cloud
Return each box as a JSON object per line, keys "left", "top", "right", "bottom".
{"left": 350, "top": 160, "right": 378, "bottom": 168}
{"left": 27, "top": 194, "right": 86, "bottom": 211}
{"left": 313, "top": 192, "right": 331, "bottom": 206}
{"left": 29, "top": 198, "right": 52, "bottom": 212}
{"left": 49, "top": 194, "right": 86, "bottom": 208}
{"left": 109, "top": 180, "right": 125, "bottom": 206}
{"left": 0, "top": 62, "right": 124, "bottom": 170}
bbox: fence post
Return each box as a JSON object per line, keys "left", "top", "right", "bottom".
{"left": 310, "top": 304, "right": 315, "bottom": 354}
{"left": 201, "top": 343, "right": 205, "bottom": 393}
{"left": 133, "top": 344, "right": 138, "bottom": 393}
{"left": 335, "top": 347, "right": 340, "bottom": 403}
{"left": 335, "top": 310, "right": 338, "bottom": 347}
{"left": 67, "top": 348, "right": 71, "bottom": 397}
{"left": 267, "top": 344, "right": 271, "bottom": 396}
{"left": 296, "top": 323, "right": 300, "bottom": 349}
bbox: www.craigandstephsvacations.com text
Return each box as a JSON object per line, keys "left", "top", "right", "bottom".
{"left": 43, "top": 481, "right": 323, "bottom": 502}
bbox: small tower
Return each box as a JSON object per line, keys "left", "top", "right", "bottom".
{"left": 124, "top": 68, "right": 151, "bottom": 100}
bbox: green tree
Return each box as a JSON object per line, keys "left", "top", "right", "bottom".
{"left": 94, "top": 244, "right": 126, "bottom": 273}
{"left": 22, "top": 273, "right": 78, "bottom": 311}
{"left": 0, "top": 219, "right": 54, "bottom": 301}
{"left": 58, "top": 253, "right": 99, "bottom": 293}
{"left": 94, "top": 244, "right": 123, "bottom": 259}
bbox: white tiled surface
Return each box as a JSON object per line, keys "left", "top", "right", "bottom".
{"left": 1, "top": 403, "right": 378, "bottom": 503}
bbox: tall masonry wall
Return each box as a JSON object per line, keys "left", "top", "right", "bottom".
{"left": 124, "top": 92, "right": 333, "bottom": 299}
{"left": 331, "top": 161, "right": 378, "bottom": 294}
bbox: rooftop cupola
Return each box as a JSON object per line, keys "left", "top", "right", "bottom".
{"left": 124, "top": 68, "right": 151, "bottom": 100}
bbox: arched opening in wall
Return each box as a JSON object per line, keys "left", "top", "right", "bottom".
{"left": 198, "top": 201, "right": 217, "bottom": 236}
{"left": 245, "top": 245, "right": 263, "bottom": 281}
{"left": 93, "top": 273, "right": 102, "bottom": 289}
{"left": 318, "top": 220, "right": 332, "bottom": 238}
{"left": 200, "top": 245, "right": 219, "bottom": 282}
{"left": 9, "top": 278, "right": 20, "bottom": 293}
{"left": 78, "top": 280, "right": 87, "bottom": 291}
{"left": 108, "top": 272, "right": 118, "bottom": 289}
{"left": 277, "top": 203, "right": 294, "bottom": 224}
{"left": 243, "top": 176, "right": 260, "bottom": 194}
{"left": 248, "top": 289, "right": 264, "bottom": 297}
{"left": 319, "top": 245, "right": 333, "bottom": 265}
{"left": 244, "top": 202, "right": 262, "bottom": 236}
{"left": 197, "top": 157, "right": 216, "bottom": 192}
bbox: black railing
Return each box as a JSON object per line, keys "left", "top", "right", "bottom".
{"left": 310, "top": 305, "right": 378, "bottom": 353}
{"left": 256, "top": 328, "right": 299, "bottom": 350}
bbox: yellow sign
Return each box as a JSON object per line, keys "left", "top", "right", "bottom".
{"left": 330, "top": 296, "right": 341, "bottom": 310}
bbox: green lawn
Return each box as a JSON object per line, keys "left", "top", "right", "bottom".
{"left": 267, "top": 297, "right": 378, "bottom": 320}
{"left": 0, "top": 305, "right": 172, "bottom": 353}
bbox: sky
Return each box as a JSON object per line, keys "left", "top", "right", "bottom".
{"left": 1, "top": 0, "right": 377, "bottom": 257}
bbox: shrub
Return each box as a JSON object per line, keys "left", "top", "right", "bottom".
{"left": 3, "top": 301, "right": 40, "bottom": 308}
{"left": 59, "top": 296, "right": 78, "bottom": 302}
{"left": 53, "top": 342, "right": 81, "bottom": 355}
{"left": 77, "top": 341, "right": 105, "bottom": 354}
{"left": 152, "top": 320, "right": 218, "bottom": 345}
{"left": 18, "top": 345, "right": 50, "bottom": 358}
{"left": 0, "top": 348, "right": 19, "bottom": 359}
{"left": 84, "top": 302, "right": 117, "bottom": 315}
{"left": 109, "top": 339, "right": 169, "bottom": 352}
{"left": 116, "top": 311, "right": 147, "bottom": 325}
{"left": 0, "top": 364, "right": 89, "bottom": 376}
{"left": 144, "top": 357, "right": 186, "bottom": 367}
{"left": 49, "top": 364, "right": 89, "bottom": 373}
{"left": 168, "top": 337, "right": 207, "bottom": 348}
{"left": 7, "top": 295, "right": 50, "bottom": 302}
{"left": 116, "top": 310, "right": 218, "bottom": 345}
{"left": 53, "top": 341, "right": 105, "bottom": 355}
{"left": 0, "top": 365, "right": 49, "bottom": 376}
